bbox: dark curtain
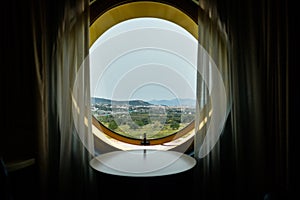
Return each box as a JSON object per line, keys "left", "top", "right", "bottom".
{"left": 2, "top": 0, "right": 294, "bottom": 199}
{"left": 193, "top": 0, "right": 292, "bottom": 199}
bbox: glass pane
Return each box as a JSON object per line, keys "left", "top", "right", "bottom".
{"left": 90, "top": 17, "right": 197, "bottom": 141}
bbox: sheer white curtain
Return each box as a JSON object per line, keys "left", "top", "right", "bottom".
{"left": 32, "top": 0, "right": 95, "bottom": 199}
{"left": 193, "top": 2, "right": 232, "bottom": 199}
{"left": 194, "top": 0, "right": 231, "bottom": 160}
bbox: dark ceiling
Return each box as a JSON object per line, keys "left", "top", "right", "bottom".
{"left": 89, "top": 0, "right": 198, "bottom": 25}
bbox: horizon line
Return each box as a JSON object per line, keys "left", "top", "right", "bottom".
{"left": 91, "top": 96, "right": 196, "bottom": 102}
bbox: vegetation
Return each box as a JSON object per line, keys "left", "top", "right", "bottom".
{"left": 91, "top": 97, "right": 195, "bottom": 139}
{"left": 94, "top": 107, "right": 194, "bottom": 139}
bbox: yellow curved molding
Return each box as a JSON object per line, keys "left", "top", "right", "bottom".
{"left": 89, "top": 1, "right": 198, "bottom": 47}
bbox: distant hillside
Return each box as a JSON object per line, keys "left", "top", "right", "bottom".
{"left": 91, "top": 97, "right": 152, "bottom": 106}
{"left": 149, "top": 98, "right": 196, "bottom": 107}
{"left": 91, "top": 97, "right": 196, "bottom": 107}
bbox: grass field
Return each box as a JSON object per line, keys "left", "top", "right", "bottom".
{"left": 100, "top": 121, "right": 189, "bottom": 139}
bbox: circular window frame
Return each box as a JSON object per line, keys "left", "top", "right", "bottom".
{"left": 90, "top": 1, "right": 198, "bottom": 146}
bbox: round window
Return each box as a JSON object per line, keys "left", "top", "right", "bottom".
{"left": 90, "top": 17, "right": 197, "bottom": 145}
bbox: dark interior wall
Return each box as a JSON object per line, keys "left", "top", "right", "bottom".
{"left": 1, "top": 0, "right": 37, "bottom": 163}
{"left": 1, "top": 1, "right": 39, "bottom": 199}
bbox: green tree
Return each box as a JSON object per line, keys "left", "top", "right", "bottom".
{"left": 108, "top": 120, "right": 118, "bottom": 130}
{"left": 170, "top": 120, "right": 180, "bottom": 130}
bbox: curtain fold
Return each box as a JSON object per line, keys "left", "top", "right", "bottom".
{"left": 225, "top": 0, "right": 290, "bottom": 197}
{"left": 30, "top": 0, "right": 292, "bottom": 199}
{"left": 195, "top": 6, "right": 231, "bottom": 158}
{"left": 32, "top": 0, "right": 96, "bottom": 199}
{"left": 194, "top": 0, "right": 291, "bottom": 199}
{"left": 194, "top": 1, "right": 232, "bottom": 199}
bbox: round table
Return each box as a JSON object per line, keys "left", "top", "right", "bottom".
{"left": 89, "top": 149, "right": 196, "bottom": 177}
